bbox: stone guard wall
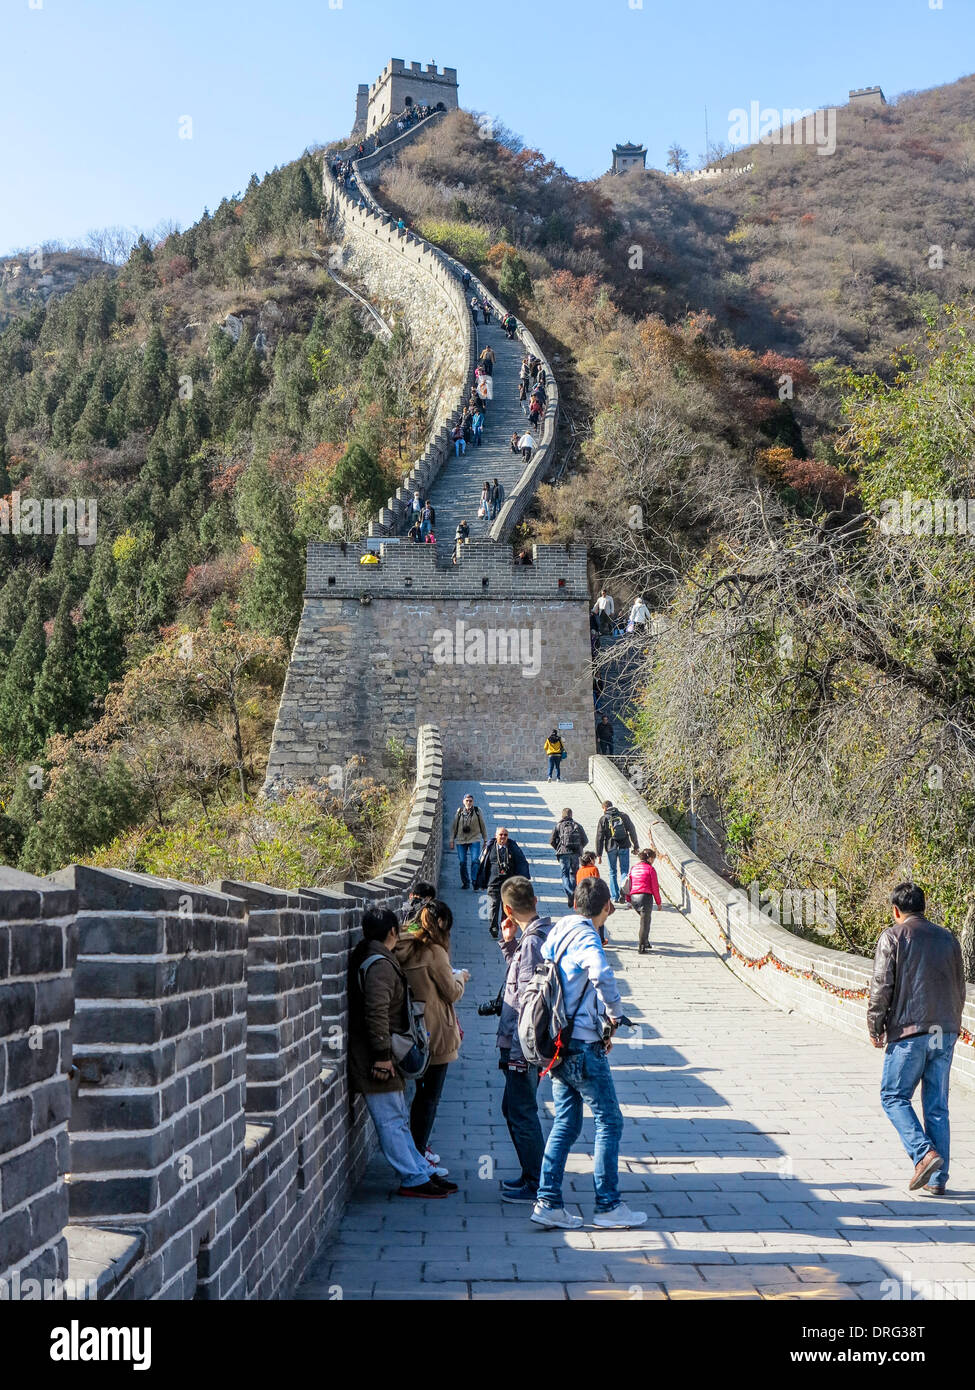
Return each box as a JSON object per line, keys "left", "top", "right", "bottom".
{"left": 0, "top": 726, "right": 443, "bottom": 1299}
{"left": 589, "top": 755, "right": 975, "bottom": 1091}
{"left": 264, "top": 542, "right": 593, "bottom": 787}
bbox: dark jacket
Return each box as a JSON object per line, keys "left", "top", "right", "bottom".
{"left": 347, "top": 941, "right": 408, "bottom": 1095}
{"left": 497, "top": 915, "right": 553, "bottom": 1061}
{"left": 550, "top": 817, "right": 588, "bottom": 857}
{"left": 474, "top": 836, "right": 530, "bottom": 891}
{"left": 595, "top": 806, "right": 638, "bottom": 856}
{"left": 867, "top": 914, "right": 966, "bottom": 1044}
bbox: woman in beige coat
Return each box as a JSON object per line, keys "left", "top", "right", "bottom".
{"left": 395, "top": 901, "right": 469, "bottom": 1165}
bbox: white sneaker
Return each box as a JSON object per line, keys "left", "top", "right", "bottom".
{"left": 431, "top": 1164, "right": 449, "bottom": 1177}
{"left": 424, "top": 1149, "right": 441, "bottom": 1165}
{"left": 592, "top": 1202, "right": 648, "bottom": 1229}
{"left": 531, "top": 1203, "right": 583, "bottom": 1230}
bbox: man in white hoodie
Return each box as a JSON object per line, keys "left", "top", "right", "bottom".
{"left": 531, "top": 877, "right": 648, "bottom": 1230}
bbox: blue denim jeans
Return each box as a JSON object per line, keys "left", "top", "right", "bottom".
{"left": 547, "top": 754, "right": 561, "bottom": 780}
{"left": 537, "top": 1041, "right": 624, "bottom": 1212}
{"left": 881, "top": 1031, "right": 956, "bottom": 1185}
{"left": 499, "top": 1048, "right": 544, "bottom": 1188}
{"left": 455, "top": 840, "right": 481, "bottom": 883}
{"left": 558, "top": 853, "right": 579, "bottom": 904}
{"left": 606, "top": 847, "right": 630, "bottom": 899}
{"left": 364, "top": 1089, "right": 436, "bottom": 1187}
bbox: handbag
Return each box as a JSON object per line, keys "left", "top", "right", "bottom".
{"left": 359, "top": 954, "right": 430, "bottom": 1080}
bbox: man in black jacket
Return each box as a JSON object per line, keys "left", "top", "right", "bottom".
{"left": 474, "top": 827, "right": 531, "bottom": 938}
{"left": 595, "top": 800, "right": 639, "bottom": 904}
{"left": 549, "top": 808, "right": 589, "bottom": 907}
{"left": 869, "top": 882, "right": 966, "bottom": 1195}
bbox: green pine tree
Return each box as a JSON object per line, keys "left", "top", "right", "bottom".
{"left": 75, "top": 577, "right": 123, "bottom": 706}
{"left": 0, "top": 589, "right": 47, "bottom": 759}
{"left": 34, "top": 589, "right": 86, "bottom": 738}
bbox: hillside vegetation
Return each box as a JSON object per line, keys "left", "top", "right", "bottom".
{"left": 0, "top": 153, "right": 423, "bottom": 881}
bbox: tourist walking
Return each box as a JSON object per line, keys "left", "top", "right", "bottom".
{"left": 490, "top": 477, "right": 505, "bottom": 519}
{"left": 348, "top": 907, "right": 456, "bottom": 1198}
{"left": 395, "top": 901, "right": 469, "bottom": 1164}
{"left": 518, "top": 431, "right": 536, "bottom": 462}
{"left": 452, "top": 423, "right": 466, "bottom": 457}
{"left": 544, "top": 729, "right": 567, "bottom": 781}
{"left": 626, "top": 849, "right": 662, "bottom": 953}
{"left": 454, "top": 519, "right": 470, "bottom": 561}
{"left": 519, "top": 379, "right": 529, "bottom": 414}
{"left": 474, "top": 827, "right": 531, "bottom": 939}
{"left": 593, "top": 589, "right": 615, "bottom": 635}
{"left": 869, "top": 882, "right": 965, "bottom": 1195}
{"left": 595, "top": 799, "right": 639, "bottom": 902}
{"left": 627, "top": 595, "right": 651, "bottom": 633}
{"left": 576, "top": 851, "right": 600, "bottom": 885}
{"left": 496, "top": 876, "right": 553, "bottom": 1203}
{"left": 479, "top": 480, "right": 492, "bottom": 520}
{"left": 449, "top": 792, "right": 487, "bottom": 888}
{"left": 531, "top": 877, "right": 647, "bottom": 1230}
{"left": 550, "top": 807, "right": 589, "bottom": 908}
{"left": 596, "top": 714, "right": 614, "bottom": 755}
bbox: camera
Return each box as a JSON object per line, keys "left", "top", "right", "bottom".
{"left": 477, "top": 996, "right": 503, "bottom": 1017}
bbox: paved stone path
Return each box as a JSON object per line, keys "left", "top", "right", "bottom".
{"left": 297, "top": 779, "right": 975, "bottom": 1300}
{"left": 423, "top": 315, "right": 540, "bottom": 546}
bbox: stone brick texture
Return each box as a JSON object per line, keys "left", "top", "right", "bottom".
{"left": 0, "top": 727, "right": 443, "bottom": 1299}
{"left": 0, "top": 868, "right": 76, "bottom": 1287}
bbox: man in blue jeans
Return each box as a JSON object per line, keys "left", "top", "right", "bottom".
{"left": 531, "top": 877, "right": 647, "bottom": 1230}
{"left": 869, "top": 882, "right": 966, "bottom": 1195}
{"left": 496, "top": 877, "right": 552, "bottom": 1203}
{"left": 595, "top": 800, "right": 639, "bottom": 903}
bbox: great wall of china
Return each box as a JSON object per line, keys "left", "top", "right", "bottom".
{"left": 3, "top": 77, "right": 975, "bottom": 1304}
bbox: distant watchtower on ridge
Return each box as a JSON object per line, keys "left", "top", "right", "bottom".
{"left": 353, "top": 59, "right": 459, "bottom": 136}
{"left": 611, "top": 141, "right": 648, "bottom": 174}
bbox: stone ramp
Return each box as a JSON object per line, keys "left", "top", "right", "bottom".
{"left": 424, "top": 317, "right": 537, "bottom": 548}
{"left": 296, "top": 779, "right": 975, "bottom": 1300}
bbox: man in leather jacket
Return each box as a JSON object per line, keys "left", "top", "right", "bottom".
{"left": 868, "top": 882, "right": 966, "bottom": 1195}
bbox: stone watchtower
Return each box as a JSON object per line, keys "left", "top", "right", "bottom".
{"left": 848, "top": 86, "right": 886, "bottom": 108}
{"left": 611, "top": 142, "right": 648, "bottom": 174}
{"left": 358, "top": 60, "right": 459, "bottom": 136}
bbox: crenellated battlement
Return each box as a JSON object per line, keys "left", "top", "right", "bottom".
{"left": 305, "top": 540, "right": 588, "bottom": 599}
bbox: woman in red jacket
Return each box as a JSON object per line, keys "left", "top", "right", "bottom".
{"left": 626, "top": 849, "right": 662, "bottom": 954}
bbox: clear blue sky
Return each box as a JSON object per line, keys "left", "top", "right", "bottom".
{"left": 2, "top": 0, "right": 973, "bottom": 256}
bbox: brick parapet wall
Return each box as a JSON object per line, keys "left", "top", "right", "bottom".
{"left": 589, "top": 756, "right": 975, "bottom": 1090}
{"left": 0, "top": 726, "right": 443, "bottom": 1299}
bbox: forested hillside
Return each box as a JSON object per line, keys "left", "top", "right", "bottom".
{"left": 0, "top": 152, "right": 424, "bottom": 882}
{"left": 378, "top": 85, "right": 975, "bottom": 949}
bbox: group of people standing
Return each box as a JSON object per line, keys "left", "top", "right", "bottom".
{"left": 347, "top": 783, "right": 668, "bottom": 1227}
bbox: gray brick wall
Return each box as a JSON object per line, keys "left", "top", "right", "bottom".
{"left": 0, "top": 869, "right": 76, "bottom": 1290}
{"left": 0, "top": 726, "right": 444, "bottom": 1300}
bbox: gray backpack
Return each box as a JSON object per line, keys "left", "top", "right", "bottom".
{"left": 518, "top": 929, "right": 589, "bottom": 1077}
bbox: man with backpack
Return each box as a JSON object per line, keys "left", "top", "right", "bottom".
{"left": 526, "top": 877, "right": 647, "bottom": 1230}
{"left": 449, "top": 793, "right": 487, "bottom": 889}
{"left": 550, "top": 808, "right": 589, "bottom": 908}
{"left": 496, "top": 876, "right": 553, "bottom": 1205}
{"left": 474, "top": 826, "right": 531, "bottom": 938}
{"left": 596, "top": 799, "right": 639, "bottom": 904}
{"left": 348, "top": 906, "right": 457, "bottom": 1198}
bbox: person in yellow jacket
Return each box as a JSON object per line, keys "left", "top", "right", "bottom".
{"left": 360, "top": 551, "right": 380, "bottom": 565}
{"left": 544, "top": 730, "right": 566, "bottom": 782}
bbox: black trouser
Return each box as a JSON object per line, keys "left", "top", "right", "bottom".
{"left": 597, "top": 739, "right": 614, "bottom": 755}
{"left": 410, "top": 1062, "right": 449, "bottom": 1152}
{"left": 631, "top": 893, "right": 654, "bottom": 948}
{"left": 499, "top": 1049, "right": 543, "bottom": 1188}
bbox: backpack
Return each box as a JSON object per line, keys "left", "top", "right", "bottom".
{"left": 358, "top": 953, "right": 430, "bottom": 1080}
{"left": 606, "top": 809, "right": 629, "bottom": 848}
{"left": 518, "top": 929, "right": 590, "bottom": 1077}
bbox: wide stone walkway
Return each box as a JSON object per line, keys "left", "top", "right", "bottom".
{"left": 297, "top": 779, "right": 975, "bottom": 1300}
{"left": 423, "top": 315, "right": 538, "bottom": 545}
